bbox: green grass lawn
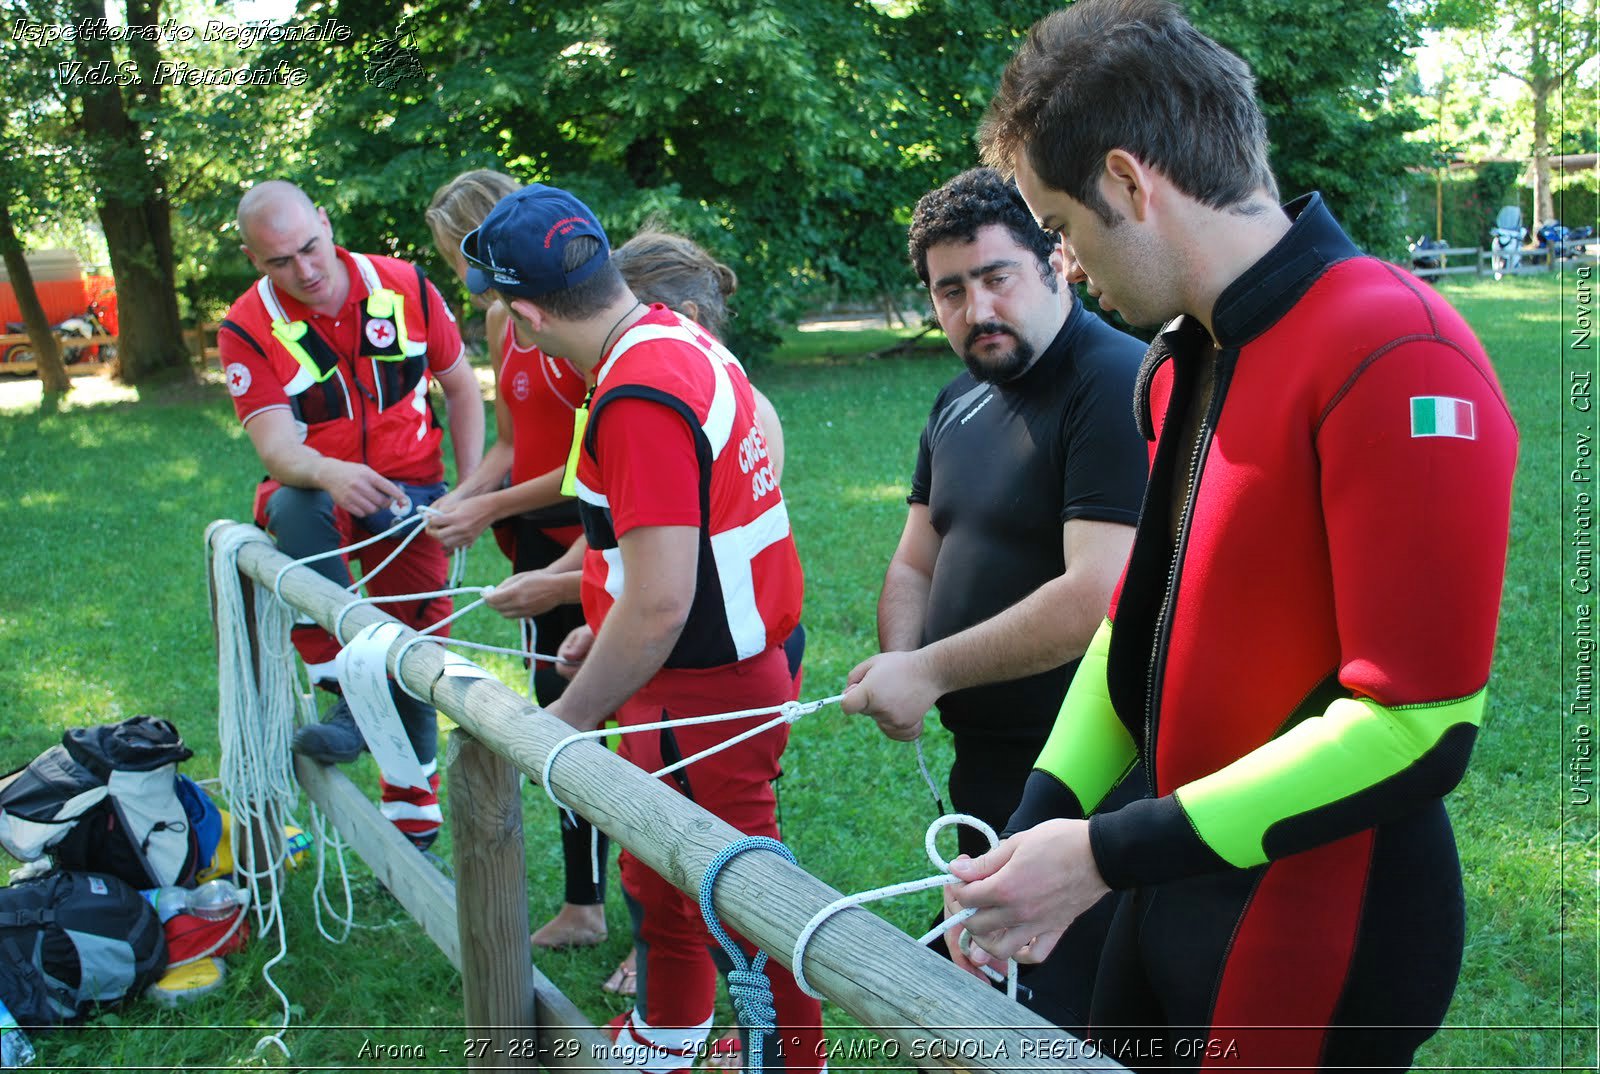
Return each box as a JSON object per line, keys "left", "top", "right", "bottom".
{"left": 0, "top": 271, "right": 1589, "bottom": 1070}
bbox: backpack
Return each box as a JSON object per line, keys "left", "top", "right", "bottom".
{"left": 0, "top": 871, "right": 168, "bottom": 1027}
{"left": 0, "top": 716, "right": 199, "bottom": 889}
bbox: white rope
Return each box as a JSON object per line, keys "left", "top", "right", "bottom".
{"left": 520, "top": 617, "right": 538, "bottom": 699}
{"left": 914, "top": 737, "right": 946, "bottom": 814}
{"left": 331, "top": 584, "right": 488, "bottom": 641}
{"left": 789, "top": 813, "right": 1016, "bottom": 1001}
{"left": 539, "top": 694, "right": 845, "bottom": 820}
{"left": 389, "top": 622, "right": 560, "bottom": 702}
{"left": 414, "top": 634, "right": 563, "bottom": 663}
{"left": 210, "top": 526, "right": 310, "bottom": 1058}
{"left": 270, "top": 510, "right": 428, "bottom": 603}
{"left": 343, "top": 511, "right": 431, "bottom": 594}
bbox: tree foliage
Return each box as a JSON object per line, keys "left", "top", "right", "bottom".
{"left": 1187, "top": 0, "right": 1430, "bottom": 257}
{"left": 0, "top": 0, "right": 86, "bottom": 395}
{"left": 1429, "top": 0, "right": 1599, "bottom": 227}
{"left": 6, "top": 0, "right": 1440, "bottom": 368}
{"left": 276, "top": 0, "right": 1059, "bottom": 353}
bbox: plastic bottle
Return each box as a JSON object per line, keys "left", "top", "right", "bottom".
{"left": 141, "top": 880, "right": 245, "bottom": 923}
{"left": 0, "top": 997, "right": 36, "bottom": 1068}
{"left": 142, "top": 886, "right": 190, "bottom": 924}
{"left": 187, "top": 880, "right": 245, "bottom": 920}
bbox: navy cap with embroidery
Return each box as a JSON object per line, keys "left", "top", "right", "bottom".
{"left": 460, "top": 184, "right": 610, "bottom": 299}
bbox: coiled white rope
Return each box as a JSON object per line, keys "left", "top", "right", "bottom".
{"left": 210, "top": 525, "right": 312, "bottom": 1059}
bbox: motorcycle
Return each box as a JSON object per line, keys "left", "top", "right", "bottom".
{"left": 1537, "top": 219, "right": 1594, "bottom": 259}
{"left": 1408, "top": 235, "right": 1449, "bottom": 271}
{"left": 1, "top": 302, "right": 115, "bottom": 368}
{"left": 1488, "top": 206, "right": 1527, "bottom": 280}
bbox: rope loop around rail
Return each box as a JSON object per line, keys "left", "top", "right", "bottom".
{"left": 790, "top": 813, "right": 1017, "bottom": 1001}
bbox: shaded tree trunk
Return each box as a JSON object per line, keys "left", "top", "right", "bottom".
{"left": 0, "top": 200, "right": 70, "bottom": 395}
{"left": 1527, "top": 18, "right": 1555, "bottom": 228}
{"left": 70, "top": 0, "right": 189, "bottom": 385}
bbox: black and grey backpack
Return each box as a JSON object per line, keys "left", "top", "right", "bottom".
{"left": 0, "top": 870, "right": 167, "bottom": 1027}
{"left": 0, "top": 716, "right": 199, "bottom": 889}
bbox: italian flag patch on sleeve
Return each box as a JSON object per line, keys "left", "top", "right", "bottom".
{"left": 1410, "top": 396, "right": 1476, "bottom": 439}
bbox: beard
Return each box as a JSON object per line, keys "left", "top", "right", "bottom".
{"left": 960, "top": 322, "right": 1036, "bottom": 384}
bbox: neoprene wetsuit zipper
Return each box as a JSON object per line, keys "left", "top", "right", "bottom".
{"left": 1143, "top": 349, "right": 1234, "bottom": 793}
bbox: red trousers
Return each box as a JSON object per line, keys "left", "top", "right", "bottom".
{"left": 616, "top": 647, "right": 823, "bottom": 1073}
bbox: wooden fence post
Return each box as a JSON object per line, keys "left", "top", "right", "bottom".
{"left": 448, "top": 729, "right": 537, "bottom": 1070}
{"left": 211, "top": 520, "right": 1119, "bottom": 1072}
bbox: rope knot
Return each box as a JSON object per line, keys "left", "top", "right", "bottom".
{"left": 699, "top": 836, "right": 797, "bottom": 1074}
{"left": 725, "top": 967, "right": 777, "bottom": 1029}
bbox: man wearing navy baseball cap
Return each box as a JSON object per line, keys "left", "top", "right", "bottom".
{"left": 460, "top": 184, "right": 614, "bottom": 300}
{"left": 464, "top": 185, "right": 826, "bottom": 1073}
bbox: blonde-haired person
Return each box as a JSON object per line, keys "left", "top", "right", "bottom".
{"left": 424, "top": 170, "right": 611, "bottom": 954}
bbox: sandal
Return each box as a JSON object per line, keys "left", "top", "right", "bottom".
{"left": 602, "top": 950, "right": 638, "bottom": 996}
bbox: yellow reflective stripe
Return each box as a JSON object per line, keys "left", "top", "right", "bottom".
{"left": 1175, "top": 689, "right": 1487, "bottom": 868}
{"left": 1033, "top": 619, "right": 1137, "bottom": 814}
{"left": 561, "top": 402, "right": 591, "bottom": 497}
{"left": 270, "top": 319, "right": 333, "bottom": 382}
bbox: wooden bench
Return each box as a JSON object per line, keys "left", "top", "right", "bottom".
{"left": 0, "top": 322, "right": 222, "bottom": 375}
{"left": 0, "top": 331, "right": 118, "bottom": 375}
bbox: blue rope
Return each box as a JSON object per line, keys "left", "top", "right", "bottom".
{"left": 698, "top": 836, "right": 797, "bottom": 1074}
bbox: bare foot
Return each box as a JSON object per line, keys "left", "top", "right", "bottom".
{"left": 602, "top": 948, "right": 638, "bottom": 995}
{"left": 530, "top": 902, "right": 607, "bottom": 949}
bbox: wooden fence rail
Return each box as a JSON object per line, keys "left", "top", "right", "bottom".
{"left": 1408, "top": 246, "right": 1483, "bottom": 279}
{"left": 208, "top": 521, "right": 1117, "bottom": 1073}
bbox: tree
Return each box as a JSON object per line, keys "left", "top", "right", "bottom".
{"left": 0, "top": 3, "right": 79, "bottom": 397}
{"left": 14, "top": 0, "right": 1437, "bottom": 355}
{"left": 1434, "top": 0, "right": 1599, "bottom": 227}
{"left": 66, "top": 0, "right": 191, "bottom": 384}
{"left": 7, "top": 1, "right": 196, "bottom": 385}
{"left": 274, "top": 0, "right": 1059, "bottom": 353}
{"left": 0, "top": 204, "right": 71, "bottom": 397}
{"left": 1188, "top": 0, "right": 1432, "bottom": 256}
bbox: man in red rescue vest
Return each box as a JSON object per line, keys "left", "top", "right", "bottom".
{"left": 459, "top": 185, "right": 824, "bottom": 1073}
{"left": 219, "top": 180, "right": 484, "bottom": 851}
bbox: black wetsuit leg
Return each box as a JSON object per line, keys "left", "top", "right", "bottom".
{"left": 510, "top": 520, "right": 606, "bottom": 906}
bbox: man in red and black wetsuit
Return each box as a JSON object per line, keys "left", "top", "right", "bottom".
{"left": 948, "top": 2, "right": 1519, "bottom": 1070}
{"left": 220, "top": 180, "right": 485, "bottom": 850}
{"left": 459, "top": 185, "right": 825, "bottom": 1073}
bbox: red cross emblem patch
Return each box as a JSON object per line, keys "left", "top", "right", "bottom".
{"left": 225, "top": 362, "right": 251, "bottom": 397}
{"left": 366, "top": 318, "right": 397, "bottom": 349}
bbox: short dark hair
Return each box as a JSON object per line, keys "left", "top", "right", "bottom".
{"left": 980, "top": 0, "right": 1277, "bottom": 224}
{"left": 525, "top": 236, "right": 628, "bottom": 320}
{"left": 907, "top": 167, "right": 1057, "bottom": 287}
